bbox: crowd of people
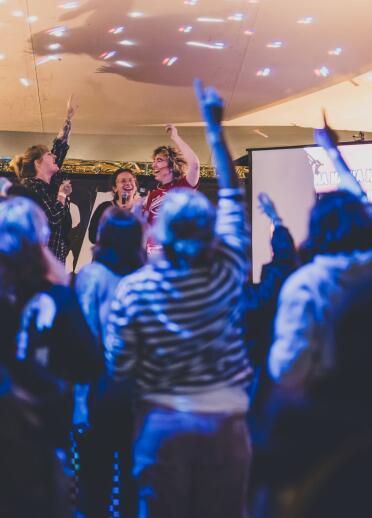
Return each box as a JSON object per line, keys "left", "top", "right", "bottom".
{"left": 0, "top": 81, "right": 371, "bottom": 518}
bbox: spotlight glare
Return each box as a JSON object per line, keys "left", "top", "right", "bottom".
{"left": 115, "top": 60, "right": 134, "bottom": 68}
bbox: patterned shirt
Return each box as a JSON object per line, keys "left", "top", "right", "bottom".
{"left": 22, "top": 120, "right": 72, "bottom": 263}
{"left": 105, "top": 192, "right": 253, "bottom": 395}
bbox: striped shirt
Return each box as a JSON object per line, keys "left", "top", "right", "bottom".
{"left": 105, "top": 193, "right": 252, "bottom": 395}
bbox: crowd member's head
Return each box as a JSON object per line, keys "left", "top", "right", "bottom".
{"left": 110, "top": 168, "right": 138, "bottom": 203}
{"left": 0, "top": 197, "right": 51, "bottom": 305}
{"left": 152, "top": 145, "right": 187, "bottom": 185}
{"left": 94, "top": 206, "right": 144, "bottom": 276}
{"left": 153, "top": 188, "right": 216, "bottom": 268}
{"left": 10, "top": 145, "right": 59, "bottom": 180}
{"left": 300, "top": 190, "right": 372, "bottom": 261}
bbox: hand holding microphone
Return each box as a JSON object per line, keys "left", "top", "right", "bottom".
{"left": 58, "top": 180, "right": 72, "bottom": 204}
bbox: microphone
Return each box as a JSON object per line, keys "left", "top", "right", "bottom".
{"left": 121, "top": 192, "right": 129, "bottom": 204}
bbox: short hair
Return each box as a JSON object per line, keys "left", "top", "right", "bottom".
{"left": 152, "top": 146, "right": 187, "bottom": 179}
{"left": 300, "top": 190, "right": 372, "bottom": 259}
{"left": 153, "top": 188, "right": 216, "bottom": 267}
{"left": 10, "top": 144, "right": 50, "bottom": 179}
{"left": 94, "top": 206, "right": 144, "bottom": 275}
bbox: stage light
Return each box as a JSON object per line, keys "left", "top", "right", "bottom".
{"left": 128, "top": 12, "right": 144, "bottom": 18}
{"left": 256, "top": 67, "right": 271, "bottom": 77}
{"left": 11, "top": 10, "right": 24, "bottom": 17}
{"left": 184, "top": 0, "right": 197, "bottom": 5}
{"left": 27, "top": 16, "right": 38, "bottom": 23}
{"left": 244, "top": 29, "right": 255, "bottom": 36}
{"left": 48, "top": 43, "right": 62, "bottom": 50}
{"left": 186, "top": 41, "right": 225, "bottom": 50}
{"left": 115, "top": 60, "right": 134, "bottom": 67}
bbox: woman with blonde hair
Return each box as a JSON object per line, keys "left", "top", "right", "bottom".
{"left": 10, "top": 97, "right": 78, "bottom": 263}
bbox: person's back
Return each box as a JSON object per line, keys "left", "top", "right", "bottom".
{"left": 105, "top": 82, "right": 253, "bottom": 518}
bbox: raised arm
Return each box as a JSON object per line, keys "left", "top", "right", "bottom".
{"left": 194, "top": 79, "right": 238, "bottom": 190}
{"left": 166, "top": 124, "right": 200, "bottom": 187}
{"left": 314, "top": 112, "right": 367, "bottom": 202}
{"left": 52, "top": 95, "right": 79, "bottom": 169}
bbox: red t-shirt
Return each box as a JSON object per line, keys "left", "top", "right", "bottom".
{"left": 144, "top": 176, "right": 197, "bottom": 226}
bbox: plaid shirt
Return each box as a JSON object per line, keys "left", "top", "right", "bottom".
{"left": 22, "top": 119, "right": 72, "bottom": 263}
{"left": 23, "top": 177, "right": 71, "bottom": 262}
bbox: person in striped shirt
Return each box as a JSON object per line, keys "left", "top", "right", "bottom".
{"left": 105, "top": 81, "right": 252, "bottom": 518}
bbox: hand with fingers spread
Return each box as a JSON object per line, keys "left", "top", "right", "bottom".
{"left": 258, "top": 192, "right": 282, "bottom": 227}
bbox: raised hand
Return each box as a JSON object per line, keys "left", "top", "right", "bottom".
{"left": 165, "top": 124, "right": 178, "bottom": 140}
{"left": 314, "top": 111, "right": 339, "bottom": 151}
{"left": 67, "top": 95, "right": 79, "bottom": 120}
{"left": 258, "top": 192, "right": 282, "bottom": 226}
{"left": 193, "top": 78, "right": 224, "bottom": 132}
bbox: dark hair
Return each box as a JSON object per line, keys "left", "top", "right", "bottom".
{"left": 93, "top": 206, "right": 144, "bottom": 276}
{"left": 152, "top": 146, "right": 187, "bottom": 179}
{"left": 300, "top": 191, "right": 372, "bottom": 260}
{"left": 10, "top": 145, "right": 49, "bottom": 179}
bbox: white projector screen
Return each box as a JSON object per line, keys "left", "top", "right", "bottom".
{"left": 251, "top": 142, "right": 372, "bottom": 281}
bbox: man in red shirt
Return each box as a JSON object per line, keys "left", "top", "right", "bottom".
{"left": 144, "top": 124, "right": 200, "bottom": 253}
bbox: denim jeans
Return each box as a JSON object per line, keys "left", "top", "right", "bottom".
{"left": 133, "top": 402, "right": 252, "bottom": 518}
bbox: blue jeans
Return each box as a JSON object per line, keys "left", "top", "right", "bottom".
{"left": 133, "top": 402, "right": 251, "bottom": 518}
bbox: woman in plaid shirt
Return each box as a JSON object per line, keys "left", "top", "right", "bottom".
{"left": 11, "top": 97, "right": 78, "bottom": 263}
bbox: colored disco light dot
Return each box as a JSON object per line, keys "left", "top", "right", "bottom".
{"left": 314, "top": 66, "right": 330, "bottom": 77}
{"left": 328, "top": 47, "right": 342, "bottom": 56}
{"left": 244, "top": 29, "right": 255, "bottom": 36}
{"left": 266, "top": 41, "right": 283, "bottom": 48}
{"left": 48, "top": 43, "right": 61, "bottom": 50}
{"left": 36, "top": 55, "right": 59, "bottom": 65}
{"left": 184, "top": 0, "right": 197, "bottom": 5}
{"left": 197, "top": 17, "right": 224, "bottom": 23}
{"left": 297, "top": 16, "right": 314, "bottom": 24}
{"left": 228, "top": 13, "right": 245, "bottom": 21}
{"left": 100, "top": 51, "right": 116, "bottom": 59}
{"left": 20, "top": 78, "right": 32, "bottom": 87}
{"left": 11, "top": 10, "right": 24, "bottom": 17}
{"left": 109, "top": 26, "right": 124, "bottom": 34}
{"left": 256, "top": 67, "right": 271, "bottom": 77}
{"left": 186, "top": 41, "right": 225, "bottom": 50}
{"left": 128, "top": 12, "right": 144, "bottom": 18}
{"left": 59, "top": 1, "right": 79, "bottom": 8}
{"left": 47, "top": 26, "right": 67, "bottom": 37}
{"left": 115, "top": 60, "right": 134, "bottom": 68}
{"left": 162, "top": 56, "right": 178, "bottom": 66}
{"left": 179, "top": 25, "right": 192, "bottom": 33}
{"left": 27, "top": 15, "right": 38, "bottom": 23}
{"left": 118, "top": 39, "right": 135, "bottom": 46}
{"left": 0, "top": 53, "right": 5, "bottom": 60}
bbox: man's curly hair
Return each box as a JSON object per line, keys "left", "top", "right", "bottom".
{"left": 153, "top": 146, "right": 187, "bottom": 179}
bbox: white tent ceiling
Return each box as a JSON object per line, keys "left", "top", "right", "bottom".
{"left": 1, "top": 0, "right": 372, "bottom": 135}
